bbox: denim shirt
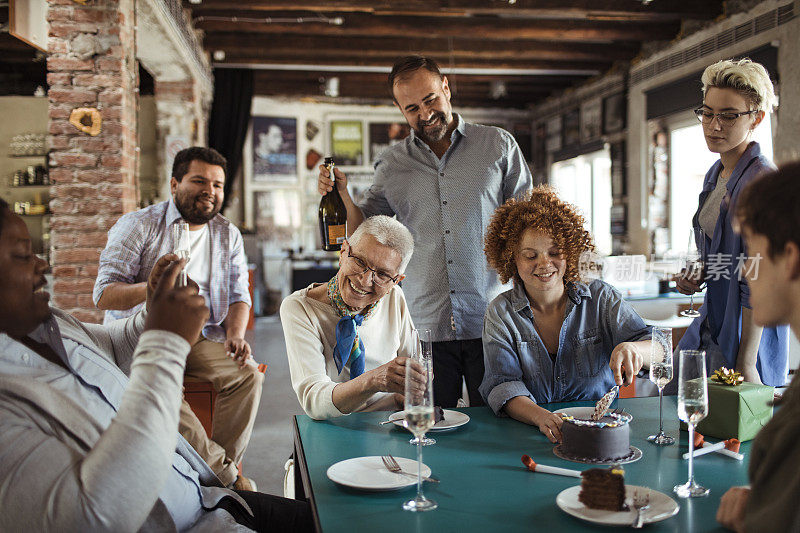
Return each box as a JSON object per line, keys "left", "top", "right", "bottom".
{"left": 480, "top": 279, "right": 651, "bottom": 414}
{"left": 677, "top": 142, "right": 789, "bottom": 386}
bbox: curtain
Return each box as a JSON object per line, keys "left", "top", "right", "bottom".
{"left": 208, "top": 68, "right": 253, "bottom": 212}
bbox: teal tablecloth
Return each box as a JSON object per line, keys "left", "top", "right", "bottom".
{"left": 294, "top": 397, "right": 749, "bottom": 532}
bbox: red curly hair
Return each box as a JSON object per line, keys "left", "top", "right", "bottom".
{"left": 484, "top": 186, "right": 595, "bottom": 285}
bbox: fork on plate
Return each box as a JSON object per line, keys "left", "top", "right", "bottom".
{"left": 381, "top": 455, "right": 439, "bottom": 483}
{"left": 632, "top": 490, "right": 651, "bottom": 528}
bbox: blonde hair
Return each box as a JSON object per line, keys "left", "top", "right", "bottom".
{"left": 701, "top": 58, "right": 777, "bottom": 113}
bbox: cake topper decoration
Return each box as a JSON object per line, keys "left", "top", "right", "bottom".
{"left": 591, "top": 385, "right": 619, "bottom": 421}
{"left": 710, "top": 366, "right": 744, "bottom": 386}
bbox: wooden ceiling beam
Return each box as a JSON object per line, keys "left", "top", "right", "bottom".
{"left": 204, "top": 34, "right": 638, "bottom": 62}
{"left": 249, "top": 70, "right": 587, "bottom": 86}
{"left": 186, "top": 0, "right": 723, "bottom": 22}
{"left": 222, "top": 55, "right": 606, "bottom": 75}
{"left": 193, "top": 13, "right": 679, "bottom": 42}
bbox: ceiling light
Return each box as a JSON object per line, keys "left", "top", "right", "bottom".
{"left": 213, "top": 50, "right": 226, "bottom": 61}
{"left": 490, "top": 80, "right": 508, "bottom": 100}
{"left": 324, "top": 77, "right": 340, "bottom": 98}
{"left": 189, "top": 0, "right": 201, "bottom": 4}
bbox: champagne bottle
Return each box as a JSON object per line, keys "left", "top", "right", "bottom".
{"left": 318, "top": 157, "right": 347, "bottom": 251}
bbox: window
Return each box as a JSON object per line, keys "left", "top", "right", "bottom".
{"left": 550, "top": 149, "right": 612, "bottom": 256}
{"left": 668, "top": 113, "right": 773, "bottom": 254}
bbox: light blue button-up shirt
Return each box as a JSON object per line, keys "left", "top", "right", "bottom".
{"left": 0, "top": 318, "right": 204, "bottom": 530}
{"left": 360, "top": 114, "right": 532, "bottom": 342}
{"left": 480, "top": 279, "right": 652, "bottom": 414}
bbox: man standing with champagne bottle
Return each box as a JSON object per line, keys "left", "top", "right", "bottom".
{"left": 319, "top": 55, "right": 532, "bottom": 407}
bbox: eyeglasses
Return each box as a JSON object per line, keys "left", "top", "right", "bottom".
{"left": 345, "top": 249, "right": 401, "bottom": 286}
{"left": 693, "top": 107, "right": 756, "bottom": 127}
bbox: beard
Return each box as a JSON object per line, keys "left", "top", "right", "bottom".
{"left": 174, "top": 190, "right": 221, "bottom": 225}
{"left": 414, "top": 111, "right": 450, "bottom": 143}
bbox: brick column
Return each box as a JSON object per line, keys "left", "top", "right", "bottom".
{"left": 47, "top": 0, "right": 138, "bottom": 323}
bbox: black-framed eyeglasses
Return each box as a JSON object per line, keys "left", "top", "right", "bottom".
{"left": 693, "top": 107, "right": 756, "bottom": 126}
{"left": 345, "top": 249, "right": 401, "bottom": 286}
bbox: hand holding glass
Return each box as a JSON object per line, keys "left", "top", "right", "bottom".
{"left": 648, "top": 327, "right": 675, "bottom": 445}
{"left": 409, "top": 329, "right": 436, "bottom": 446}
{"left": 401, "top": 354, "right": 437, "bottom": 512}
{"left": 680, "top": 229, "right": 704, "bottom": 318}
{"left": 674, "top": 349, "right": 710, "bottom": 498}
{"left": 172, "top": 221, "right": 191, "bottom": 287}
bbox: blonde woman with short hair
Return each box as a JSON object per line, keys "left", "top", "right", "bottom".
{"left": 674, "top": 58, "right": 789, "bottom": 387}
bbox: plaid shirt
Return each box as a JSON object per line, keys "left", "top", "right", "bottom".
{"left": 360, "top": 114, "right": 532, "bottom": 342}
{"left": 93, "top": 199, "right": 250, "bottom": 342}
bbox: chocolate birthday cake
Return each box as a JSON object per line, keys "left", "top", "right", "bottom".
{"left": 557, "top": 386, "right": 634, "bottom": 463}
{"left": 559, "top": 412, "right": 632, "bottom": 462}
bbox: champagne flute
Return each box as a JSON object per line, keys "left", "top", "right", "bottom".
{"left": 680, "top": 229, "right": 704, "bottom": 318}
{"left": 647, "top": 327, "right": 675, "bottom": 445}
{"left": 409, "top": 329, "right": 436, "bottom": 446}
{"left": 674, "top": 349, "right": 710, "bottom": 498}
{"left": 172, "top": 221, "right": 191, "bottom": 287}
{"left": 402, "top": 352, "right": 437, "bottom": 512}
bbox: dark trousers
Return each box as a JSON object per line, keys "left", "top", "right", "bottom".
{"left": 213, "top": 490, "right": 315, "bottom": 532}
{"left": 432, "top": 338, "right": 486, "bottom": 408}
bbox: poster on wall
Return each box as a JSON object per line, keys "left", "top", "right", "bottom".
{"left": 369, "top": 122, "right": 410, "bottom": 163}
{"left": 562, "top": 109, "right": 580, "bottom": 147}
{"left": 330, "top": 120, "right": 364, "bottom": 166}
{"left": 252, "top": 116, "right": 297, "bottom": 182}
{"left": 580, "top": 98, "right": 602, "bottom": 143}
{"left": 603, "top": 93, "right": 626, "bottom": 134}
{"left": 254, "top": 189, "right": 302, "bottom": 247}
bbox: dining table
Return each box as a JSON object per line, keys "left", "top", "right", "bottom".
{"left": 292, "top": 396, "right": 751, "bottom": 532}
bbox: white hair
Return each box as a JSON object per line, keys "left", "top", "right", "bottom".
{"left": 701, "top": 58, "right": 777, "bottom": 113}
{"left": 348, "top": 215, "right": 414, "bottom": 273}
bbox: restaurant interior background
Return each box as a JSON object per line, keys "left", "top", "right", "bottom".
{"left": 1, "top": 0, "right": 799, "bottom": 363}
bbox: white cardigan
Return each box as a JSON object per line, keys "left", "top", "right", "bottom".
{"left": 280, "top": 283, "right": 415, "bottom": 419}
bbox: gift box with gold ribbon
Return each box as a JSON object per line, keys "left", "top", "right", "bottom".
{"left": 680, "top": 369, "right": 774, "bottom": 442}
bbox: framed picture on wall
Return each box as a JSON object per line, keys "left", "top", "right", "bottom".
{"left": 252, "top": 116, "right": 298, "bottom": 183}
{"left": 330, "top": 120, "right": 364, "bottom": 167}
{"left": 253, "top": 189, "right": 302, "bottom": 247}
{"left": 603, "top": 93, "right": 626, "bottom": 134}
{"left": 369, "top": 122, "right": 410, "bottom": 164}
{"left": 580, "top": 98, "right": 602, "bottom": 143}
{"left": 562, "top": 109, "right": 580, "bottom": 147}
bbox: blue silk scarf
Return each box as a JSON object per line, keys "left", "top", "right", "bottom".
{"left": 327, "top": 277, "right": 377, "bottom": 378}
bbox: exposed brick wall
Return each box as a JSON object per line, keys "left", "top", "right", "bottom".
{"left": 47, "top": 0, "right": 139, "bottom": 323}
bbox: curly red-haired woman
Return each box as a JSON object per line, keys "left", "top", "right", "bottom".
{"left": 479, "top": 187, "right": 652, "bottom": 443}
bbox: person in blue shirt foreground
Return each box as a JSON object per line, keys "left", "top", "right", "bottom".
{"left": 717, "top": 162, "right": 800, "bottom": 531}
{"left": 479, "top": 187, "right": 652, "bottom": 443}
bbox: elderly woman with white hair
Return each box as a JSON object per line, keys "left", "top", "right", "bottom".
{"left": 281, "top": 215, "right": 418, "bottom": 419}
{"left": 674, "top": 58, "right": 789, "bottom": 387}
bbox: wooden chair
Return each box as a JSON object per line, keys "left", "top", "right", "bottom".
{"left": 184, "top": 363, "right": 268, "bottom": 438}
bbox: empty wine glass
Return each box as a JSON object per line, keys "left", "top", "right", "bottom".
{"left": 409, "top": 329, "right": 436, "bottom": 446}
{"left": 680, "top": 229, "right": 705, "bottom": 318}
{"left": 674, "top": 349, "right": 710, "bottom": 498}
{"left": 647, "top": 327, "right": 675, "bottom": 446}
{"left": 172, "top": 220, "right": 191, "bottom": 287}
{"left": 402, "top": 351, "right": 437, "bottom": 512}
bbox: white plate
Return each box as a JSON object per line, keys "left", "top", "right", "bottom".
{"left": 556, "top": 485, "right": 680, "bottom": 526}
{"left": 327, "top": 456, "right": 432, "bottom": 491}
{"left": 554, "top": 406, "right": 633, "bottom": 422}
{"left": 388, "top": 409, "right": 470, "bottom": 431}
